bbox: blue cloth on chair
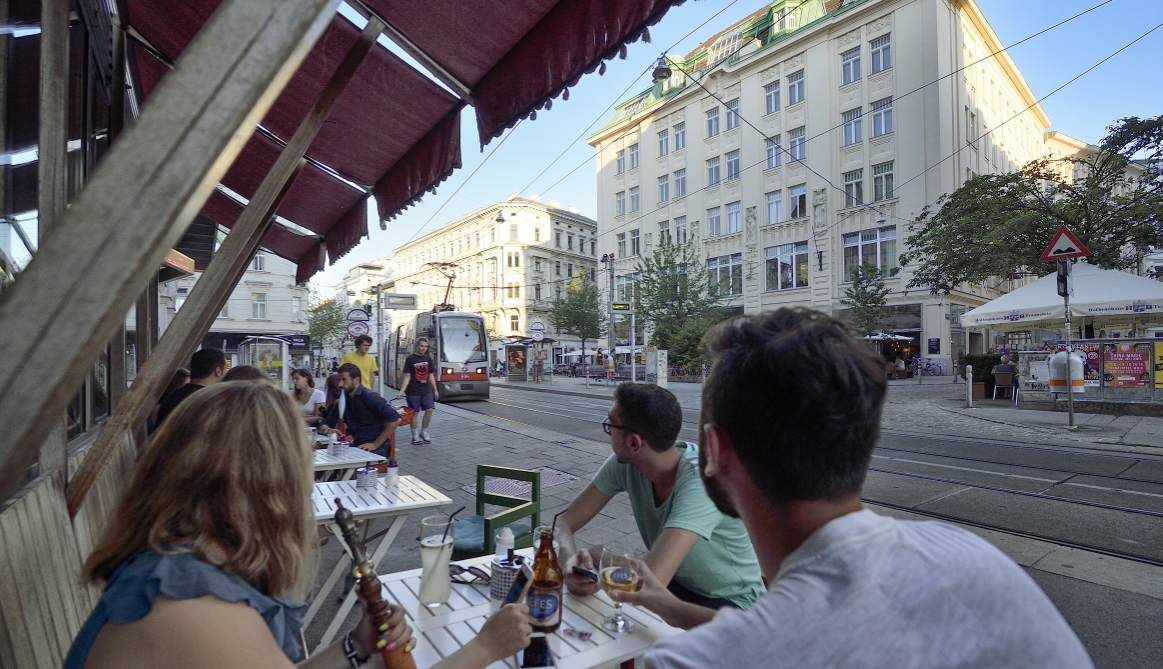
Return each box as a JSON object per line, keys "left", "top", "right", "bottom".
{"left": 453, "top": 515, "right": 533, "bottom": 554}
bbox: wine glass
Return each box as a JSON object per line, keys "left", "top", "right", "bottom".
{"left": 598, "top": 544, "right": 641, "bottom": 633}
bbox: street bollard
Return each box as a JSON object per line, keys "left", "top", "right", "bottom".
{"left": 965, "top": 364, "right": 973, "bottom": 408}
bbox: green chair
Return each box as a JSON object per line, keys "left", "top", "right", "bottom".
{"left": 452, "top": 465, "right": 541, "bottom": 560}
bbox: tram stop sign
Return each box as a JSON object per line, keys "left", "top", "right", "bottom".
{"left": 530, "top": 320, "right": 546, "bottom": 342}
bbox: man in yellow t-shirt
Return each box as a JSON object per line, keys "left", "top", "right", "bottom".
{"left": 340, "top": 335, "right": 378, "bottom": 391}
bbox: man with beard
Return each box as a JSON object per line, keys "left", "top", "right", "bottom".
{"left": 613, "top": 309, "right": 1092, "bottom": 668}
{"left": 554, "top": 383, "right": 764, "bottom": 613}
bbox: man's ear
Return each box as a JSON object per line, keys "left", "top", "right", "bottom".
{"left": 701, "top": 423, "right": 732, "bottom": 477}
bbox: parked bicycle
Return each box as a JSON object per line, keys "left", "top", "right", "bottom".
{"left": 906, "top": 358, "right": 944, "bottom": 377}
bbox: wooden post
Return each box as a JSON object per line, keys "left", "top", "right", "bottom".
{"left": 108, "top": 20, "right": 129, "bottom": 412}
{"left": 0, "top": 0, "right": 341, "bottom": 505}
{"left": 65, "top": 15, "right": 385, "bottom": 517}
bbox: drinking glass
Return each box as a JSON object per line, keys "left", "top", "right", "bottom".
{"left": 598, "top": 544, "right": 640, "bottom": 633}
{"left": 419, "top": 515, "right": 454, "bottom": 607}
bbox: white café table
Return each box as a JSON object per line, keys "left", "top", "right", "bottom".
{"left": 314, "top": 445, "right": 386, "bottom": 480}
{"left": 380, "top": 550, "right": 684, "bottom": 669}
{"left": 305, "top": 475, "right": 451, "bottom": 653}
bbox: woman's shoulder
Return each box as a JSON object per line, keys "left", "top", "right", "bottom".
{"left": 311, "top": 388, "right": 326, "bottom": 402}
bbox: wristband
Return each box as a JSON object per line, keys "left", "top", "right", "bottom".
{"left": 343, "top": 630, "right": 370, "bottom": 667}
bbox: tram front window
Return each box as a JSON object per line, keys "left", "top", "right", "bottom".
{"left": 439, "top": 317, "right": 487, "bottom": 363}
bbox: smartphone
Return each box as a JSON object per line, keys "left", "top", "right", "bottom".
{"left": 505, "top": 563, "right": 534, "bottom": 604}
{"left": 571, "top": 566, "right": 599, "bottom": 582}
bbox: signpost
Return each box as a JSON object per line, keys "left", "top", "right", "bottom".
{"left": 1041, "top": 225, "right": 1091, "bottom": 429}
{"left": 529, "top": 320, "right": 546, "bottom": 383}
{"left": 611, "top": 303, "right": 635, "bottom": 382}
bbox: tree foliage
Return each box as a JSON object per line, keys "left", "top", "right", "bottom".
{"left": 839, "top": 261, "right": 890, "bottom": 337}
{"left": 633, "top": 241, "right": 723, "bottom": 367}
{"left": 900, "top": 116, "right": 1163, "bottom": 294}
{"left": 308, "top": 298, "right": 347, "bottom": 347}
{"left": 550, "top": 270, "right": 606, "bottom": 359}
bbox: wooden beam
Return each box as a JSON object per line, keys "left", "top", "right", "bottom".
{"left": 0, "top": 0, "right": 340, "bottom": 505}
{"left": 65, "top": 15, "right": 385, "bottom": 517}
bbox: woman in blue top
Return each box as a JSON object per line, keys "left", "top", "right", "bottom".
{"left": 67, "top": 381, "right": 530, "bottom": 669}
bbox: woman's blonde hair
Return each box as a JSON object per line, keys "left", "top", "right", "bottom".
{"left": 86, "top": 381, "right": 315, "bottom": 599}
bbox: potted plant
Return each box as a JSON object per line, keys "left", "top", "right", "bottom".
{"left": 963, "top": 354, "right": 1002, "bottom": 399}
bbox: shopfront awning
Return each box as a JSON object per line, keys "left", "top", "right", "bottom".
{"left": 124, "top": 0, "right": 685, "bottom": 281}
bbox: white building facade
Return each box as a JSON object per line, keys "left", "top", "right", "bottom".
{"left": 589, "top": 0, "right": 1067, "bottom": 370}
{"left": 392, "top": 195, "right": 599, "bottom": 364}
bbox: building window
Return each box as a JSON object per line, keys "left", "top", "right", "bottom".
{"left": 788, "top": 127, "right": 806, "bottom": 160}
{"left": 674, "top": 169, "right": 686, "bottom": 197}
{"left": 870, "top": 34, "right": 891, "bottom": 74}
{"left": 765, "top": 136, "right": 781, "bottom": 169}
{"left": 629, "top": 186, "right": 640, "bottom": 212}
{"left": 841, "top": 47, "right": 861, "bottom": 86}
{"left": 490, "top": 227, "right": 496, "bottom": 242}
{"left": 842, "top": 226, "right": 897, "bottom": 281}
{"left": 591, "top": 240, "right": 596, "bottom": 256}
{"left": 788, "top": 70, "right": 804, "bottom": 105}
{"left": 535, "top": 257, "right": 542, "bottom": 271}
{"left": 556, "top": 231, "right": 562, "bottom": 248}
{"left": 789, "top": 185, "right": 808, "bottom": 218}
{"left": 871, "top": 97, "right": 893, "bottom": 137}
{"left": 510, "top": 224, "right": 518, "bottom": 240}
{"left": 708, "top": 253, "right": 743, "bottom": 296}
{"left": 873, "top": 161, "right": 895, "bottom": 201}
{"left": 658, "top": 129, "right": 669, "bottom": 157}
{"left": 725, "top": 150, "right": 741, "bottom": 181}
{"left": 616, "top": 149, "right": 625, "bottom": 174}
{"left": 631, "top": 229, "right": 640, "bottom": 255}
{"left": 506, "top": 252, "right": 512, "bottom": 267}
{"left": 175, "top": 287, "right": 188, "bottom": 312}
{"left": 726, "top": 202, "right": 741, "bottom": 234}
{"left": 766, "top": 191, "right": 783, "bottom": 225}
{"left": 615, "top": 191, "right": 626, "bottom": 217}
{"left": 658, "top": 175, "right": 670, "bottom": 202}
{"left": 706, "top": 157, "right": 721, "bottom": 186}
{"left": 556, "top": 260, "right": 562, "bottom": 275}
{"left": 707, "top": 207, "right": 722, "bottom": 236}
{"left": 476, "top": 232, "right": 480, "bottom": 248}
{"left": 568, "top": 262, "right": 574, "bottom": 276}
{"left": 725, "top": 99, "right": 740, "bottom": 130}
{"left": 617, "top": 233, "right": 626, "bottom": 257}
{"left": 659, "top": 220, "right": 671, "bottom": 245}
{"left": 535, "top": 228, "right": 541, "bottom": 242}
{"left": 251, "top": 253, "right": 265, "bottom": 271}
{"left": 511, "top": 315, "right": 519, "bottom": 331}
{"left": 219, "top": 303, "right": 229, "bottom": 318}
{"left": 629, "top": 143, "right": 639, "bottom": 169}
{"left": 579, "top": 237, "right": 586, "bottom": 254}
{"left": 674, "top": 216, "right": 688, "bottom": 244}
{"left": 766, "top": 242, "right": 809, "bottom": 291}
{"left": 842, "top": 108, "right": 863, "bottom": 146}
{"left": 251, "top": 292, "right": 266, "bottom": 319}
{"left": 568, "top": 234, "right": 574, "bottom": 250}
{"left": 535, "top": 284, "right": 542, "bottom": 300}
{"left": 706, "top": 108, "right": 720, "bottom": 138}
{"left": 764, "top": 81, "right": 780, "bottom": 115}
{"left": 844, "top": 169, "right": 864, "bottom": 208}
{"left": 674, "top": 122, "right": 686, "bottom": 150}
{"left": 293, "top": 297, "right": 302, "bottom": 321}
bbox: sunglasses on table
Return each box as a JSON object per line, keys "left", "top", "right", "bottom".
{"left": 449, "top": 564, "right": 491, "bottom": 585}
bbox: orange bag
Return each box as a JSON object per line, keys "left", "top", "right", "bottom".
{"left": 396, "top": 404, "right": 415, "bottom": 427}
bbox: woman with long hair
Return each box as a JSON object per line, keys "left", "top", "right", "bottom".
{"left": 66, "top": 382, "right": 529, "bottom": 669}
{"left": 317, "top": 373, "right": 342, "bottom": 421}
{"left": 292, "top": 369, "right": 325, "bottom": 426}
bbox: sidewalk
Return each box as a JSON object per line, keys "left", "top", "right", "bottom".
{"left": 497, "top": 375, "right": 1163, "bottom": 453}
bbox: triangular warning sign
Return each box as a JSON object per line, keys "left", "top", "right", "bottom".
{"left": 1040, "top": 225, "right": 1091, "bottom": 262}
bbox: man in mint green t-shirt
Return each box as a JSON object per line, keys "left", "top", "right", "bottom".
{"left": 555, "top": 383, "right": 765, "bottom": 611}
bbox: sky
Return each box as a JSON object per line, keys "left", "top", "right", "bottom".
{"left": 308, "top": 0, "right": 1163, "bottom": 292}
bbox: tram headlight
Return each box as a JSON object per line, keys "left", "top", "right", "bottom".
{"left": 476, "top": 367, "right": 486, "bottom": 374}
{"left": 443, "top": 368, "right": 455, "bottom": 375}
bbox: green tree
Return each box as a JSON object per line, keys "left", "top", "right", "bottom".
{"left": 307, "top": 298, "right": 347, "bottom": 349}
{"left": 840, "top": 261, "right": 891, "bottom": 337}
{"left": 632, "top": 241, "right": 723, "bottom": 367}
{"left": 900, "top": 116, "right": 1163, "bottom": 295}
{"left": 550, "top": 270, "right": 606, "bottom": 368}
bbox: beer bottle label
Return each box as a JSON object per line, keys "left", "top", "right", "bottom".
{"left": 526, "top": 585, "right": 562, "bottom": 627}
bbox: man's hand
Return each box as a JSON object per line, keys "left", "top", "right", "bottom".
{"left": 564, "top": 549, "right": 601, "bottom": 597}
{"left": 395, "top": 393, "right": 404, "bottom": 400}
{"left": 433, "top": 390, "right": 440, "bottom": 401}
{"left": 609, "top": 559, "right": 717, "bottom": 630}
{"left": 358, "top": 442, "right": 378, "bottom": 452}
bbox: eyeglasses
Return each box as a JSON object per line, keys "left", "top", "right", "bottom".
{"left": 449, "top": 564, "right": 491, "bottom": 585}
{"left": 601, "top": 420, "right": 635, "bottom": 435}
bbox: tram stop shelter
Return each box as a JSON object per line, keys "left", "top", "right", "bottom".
{"left": 0, "top": 0, "right": 683, "bottom": 665}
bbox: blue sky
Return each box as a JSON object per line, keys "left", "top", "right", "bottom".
{"left": 311, "top": 0, "right": 1163, "bottom": 291}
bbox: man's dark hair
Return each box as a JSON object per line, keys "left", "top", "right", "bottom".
{"left": 190, "top": 348, "right": 226, "bottom": 379}
{"left": 222, "top": 365, "right": 267, "bottom": 382}
{"left": 702, "top": 308, "right": 887, "bottom": 502}
{"left": 416, "top": 336, "right": 429, "bottom": 347}
{"left": 338, "top": 362, "right": 362, "bottom": 382}
{"left": 613, "top": 383, "right": 683, "bottom": 452}
{"left": 354, "top": 334, "right": 373, "bottom": 346}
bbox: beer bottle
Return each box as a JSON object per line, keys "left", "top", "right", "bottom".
{"left": 526, "top": 528, "right": 563, "bottom": 633}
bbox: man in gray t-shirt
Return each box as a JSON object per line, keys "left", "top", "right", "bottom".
{"left": 610, "top": 309, "right": 1092, "bottom": 667}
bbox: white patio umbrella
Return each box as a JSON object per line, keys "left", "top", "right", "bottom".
{"left": 862, "top": 332, "right": 912, "bottom": 341}
{"left": 961, "top": 261, "right": 1163, "bottom": 331}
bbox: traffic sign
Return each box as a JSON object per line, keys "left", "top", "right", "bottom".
{"left": 531, "top": 331, "right": 544, "bottom": 342}
{"left": 611, "top": 302, "right": 632, "bottom": 312}
{"left": 382, "top": 293, "right": 418, "bottom": 309}
{"left": 530, "top": 320, "right": 546, "bottom": 332}
{"left": 347, "top": 320, "right": 370, "bottom": 338}
{"left": 1040, "top": 225, "right": 1091, "bottom": 262}
{"left": 346, "top": 307, "right": 370, "bottom": 321}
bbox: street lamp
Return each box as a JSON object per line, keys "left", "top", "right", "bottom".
{"left": 876, "top": 213, "right": 887, "bottom": 224}
{"left": 652, "top": 56, "right": 672, "bottom": 84}
{"left": 495, "top": 211, "right": 505, "bottom": 224}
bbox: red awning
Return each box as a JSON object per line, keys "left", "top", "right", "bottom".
{"left": 124, "top": 0, "right": 684, "bottom": 281}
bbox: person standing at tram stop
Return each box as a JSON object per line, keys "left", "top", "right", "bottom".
{"left": 340, "top": 334, "right": 378, "bottom": 393}
{"left": 396, "top": 336, "right": 439, "bottom": 445}
{"left": 605, "top": 309, "right": 1092, "bottom": 668}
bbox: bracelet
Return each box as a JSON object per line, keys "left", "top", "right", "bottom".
{"left": 343, "top": 631, "right": 371, "bottom": 667}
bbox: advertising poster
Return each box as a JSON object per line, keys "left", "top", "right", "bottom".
{"left": 1018, "top": 352, "right": 1051, "bottom": 391}
{"left": 1103, "top": 343, "right": 1152, "bottom": 388}
{"left": 1077, "top": 343, "right": 1102, "bottom": 387}
{"left": 1155, "top": 343, "right": 1163, "bottom": 390}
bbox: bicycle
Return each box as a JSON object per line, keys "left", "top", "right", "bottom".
{"left": 907, "top": 358, "right": 944, "bottom": 377}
